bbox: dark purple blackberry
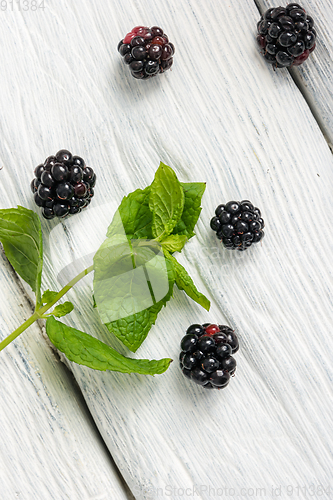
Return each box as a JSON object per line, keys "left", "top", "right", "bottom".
{"left": 211, "top": 200, "right": 265, "bottom": 251}
{"left": 257, "top": 3, "right": 316, "bottom": 67}
{"left": 179, "top": 323, "right": 239, "bottom": 390}
{"left": 118, "top": 26, "right": 175, "bottom": 79}
{"left": 31, "top": 150, "right": 96, "bottom": 219}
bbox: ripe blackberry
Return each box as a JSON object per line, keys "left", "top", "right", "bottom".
{"left": 179, "top": 323, "right": 239, "bottom": 389}
{"left": 257, "top": 3, "right": 316, "bottom": 67}
{"left": 118, "top": 26, "right": 175, "bottom": 79}
{"left": 210, "top": 200, "right": 265, "bottom": 251}
{"left": 30, "top": 150, "right": 96, "bottom": 220}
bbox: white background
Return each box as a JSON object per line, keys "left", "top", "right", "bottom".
{"left": 0, "top": 0, "right": 333, "bottom": 498}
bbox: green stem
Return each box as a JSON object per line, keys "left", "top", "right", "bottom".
{"left": 0, "top": 264, "right": 94, "bottom": 352}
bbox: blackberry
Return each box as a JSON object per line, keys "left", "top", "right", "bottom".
{"left": 257, "top": 3, "right": 316, "bottom": 67}
{"left": 30, "top": 150, "right": 96, "bottom": 220}
{"left": 179, "top": 323, "right": 239, "bottom": 389}
{"left": 210, "top": 200, "right": 265, "bottom": 251}
{"left": 118, "top": 26, "right": 175, "bottom": 79}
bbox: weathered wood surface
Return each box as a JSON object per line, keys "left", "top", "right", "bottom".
{"left": 0, "top": 0, "right": 333, "bottom": 499}
{"left": 0, "top": 257, "right": 130, "bottom": 499}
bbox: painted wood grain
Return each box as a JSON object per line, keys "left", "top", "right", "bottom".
{"left": 0, "top": 252, "right": 132, "bottom": 499}
{"left": 0, "top": 0, "right": 333, "bottom": 499}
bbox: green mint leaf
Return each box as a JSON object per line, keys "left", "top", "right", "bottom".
{"left": 94, "top": 236, "right": 175, "bottom": 351}
{"left": 42, "top": 289, "right": 58, "bottom": 304}
{"left": 107, "top": 186, "right": 153, "bottom": 240}
{"left": 149, "top": 162, "right": 185, "bottom": 240}
{"left": 50, "top": 301, "right": 74, "bottom": 318}
{"left": 0, "top": 206, "right": 43, "bottom": 305}
{"left": 92, "top": 164, "right": 205, "bottom": 352}
{"left": 46, "top": 316, "right": 171, "bottom": 375}
{"left": 103, "top": 257, "right": 175, "bottom": 352}
{"left": 172, "top": 182, "right": 206, "bottom": 239}
{"left": 164, "top": 251, "right": 210, "bottom": 311}
{"left": 160, "top": 234, "right": 188, "bottom": 253}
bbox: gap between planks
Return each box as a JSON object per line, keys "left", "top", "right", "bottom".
{"left": 0, "top": 245, "right": 135, "bottom": 500}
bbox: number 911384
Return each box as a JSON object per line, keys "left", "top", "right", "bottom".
{"left": 0, "top": 0, "right": 45, "bottom": 11}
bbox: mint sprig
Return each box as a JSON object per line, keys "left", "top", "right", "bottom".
{"left": 94, "top": 162, "right": 210, "bottom": 351}
{"left": 0, "top": 162, "right": 210, "bottom": 374}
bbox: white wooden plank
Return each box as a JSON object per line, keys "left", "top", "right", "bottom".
{"left": 0, "top": 251, "right": 131, "bottom": 499}
{"left": 0, "top": 0, "right": 333, "bottom": 498}
{"left": 255, "top": 0, "right": 333, "bottom": 147}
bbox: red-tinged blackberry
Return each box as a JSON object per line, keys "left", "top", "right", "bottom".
{"left": 257, "top": 3, "right": 317, "bottom": 68}
{"left": 205, "top": 323, "right": 220, "bottom": 335}
{"left": 211, "top": 200, "right": 265, "bottom": 251}
{"left": 31, "top": 150, "right": 96, "bottom": 219}
{"left": 118, "top": 25, "right": 175, "bottom": 79}
{"left": 179, "top": 323, "right": 240, "bottom": 390}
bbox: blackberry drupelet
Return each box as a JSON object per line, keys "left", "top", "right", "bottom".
{"left": 257, "top": 3, "right": 316, "bottom": 68}
{"left": 118, "top": 26, "right": 175, "bottom": 79}
{"left": 210, "top": 200, "right": 265, "bottom": 251}
{"left": 179, "top": 323, "right": 239, "bottom": 389}
{"left": 31, "top": 150, "right": 96, "bottom": 220}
